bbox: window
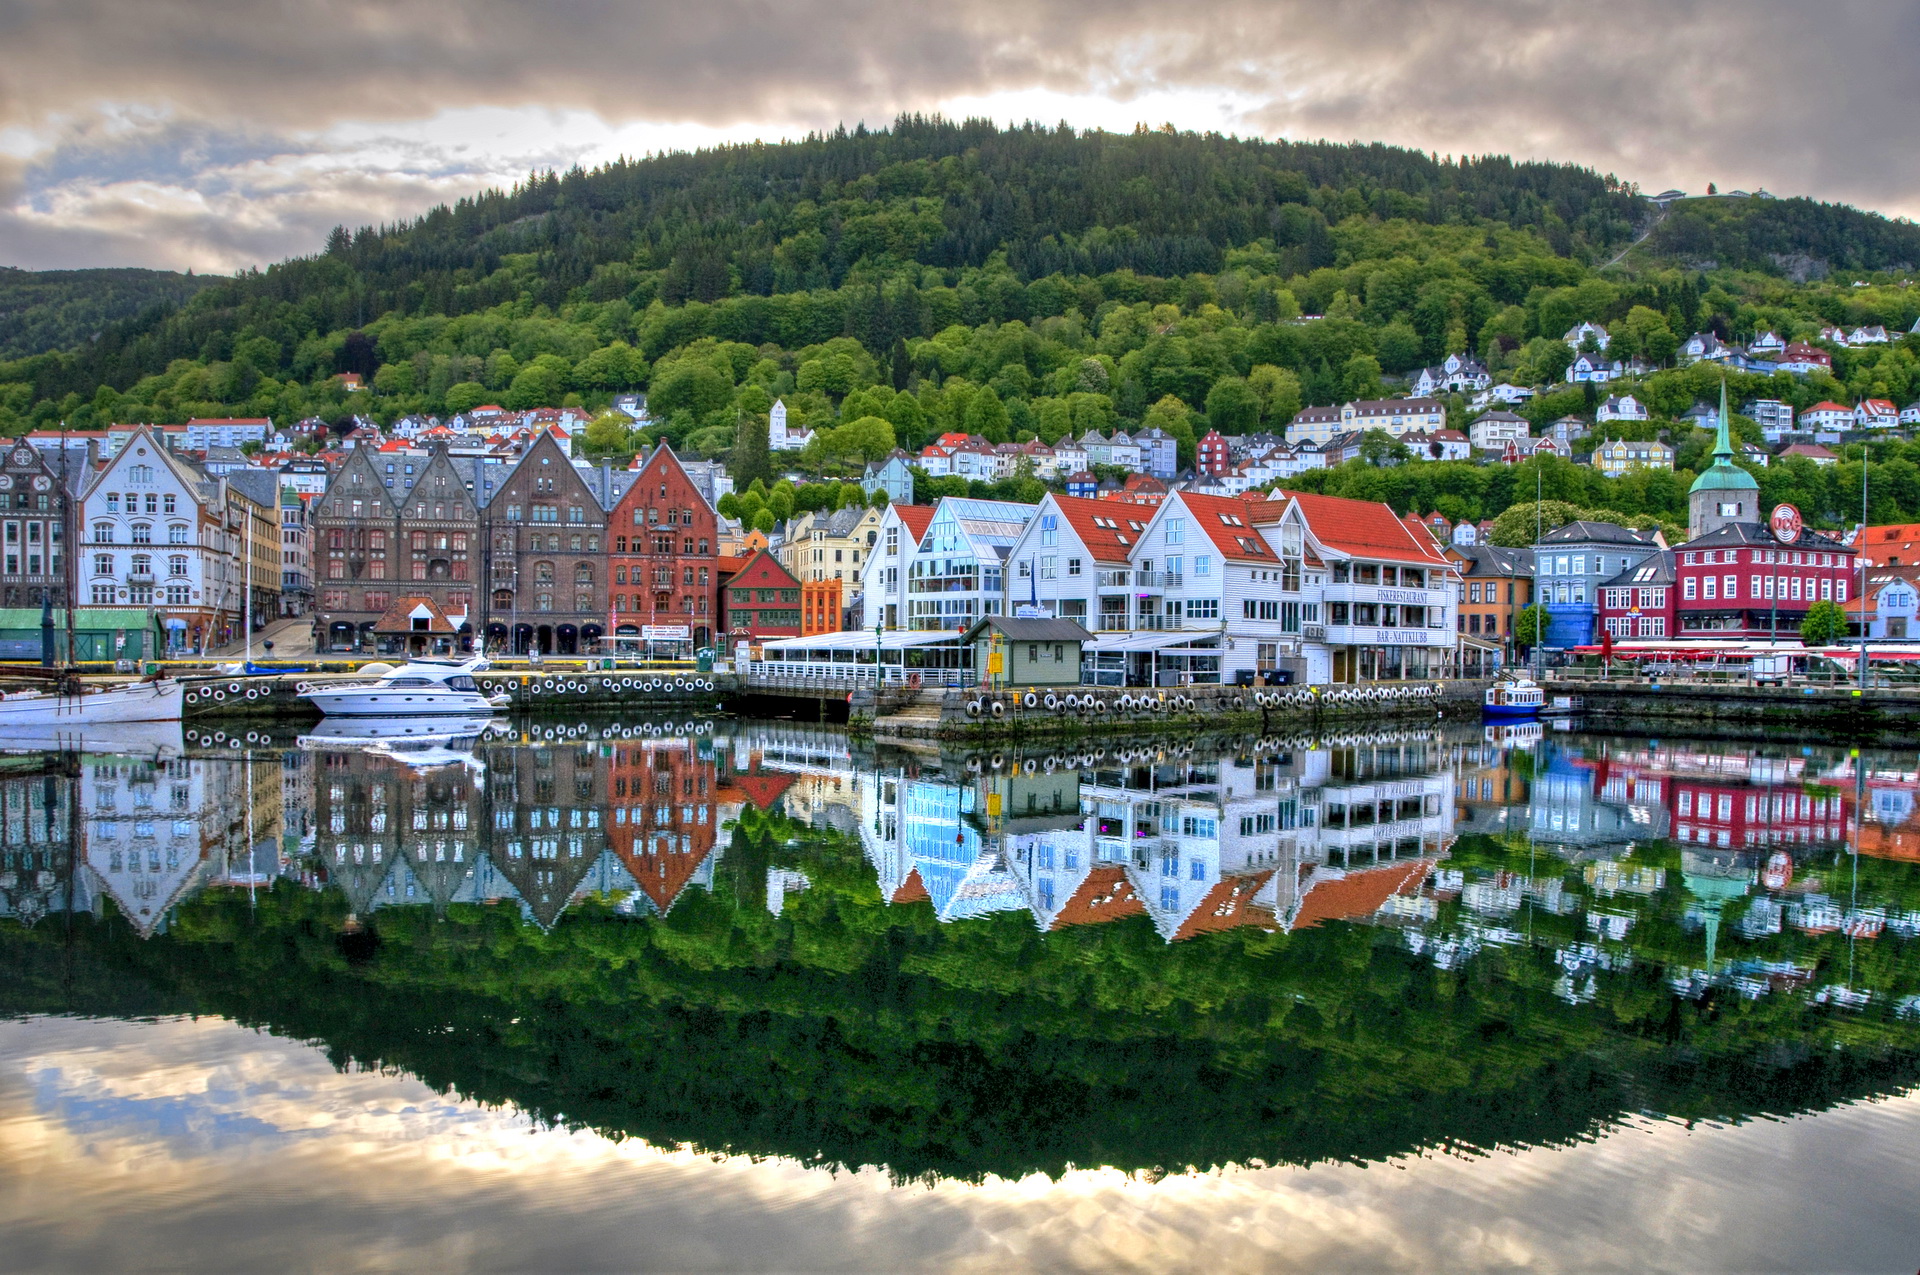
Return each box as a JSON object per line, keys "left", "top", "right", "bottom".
{"left": 1187, "top": 598, "right": 1218, "bottom": 620}
{"left": 1164, "top": 517, "right": 1183, "bottom": 544}
{"left": 168, "top": 523, "right": 188, "bottom": 544}
{"left": 1195, "top": 554, "right": 1212, "bottom": 576}
{"left": 1067, "top": 557, "right": 1082, "bottom": 577}
{"left": 1683, "top": 577, "right": 1697, "bottom": 600}
{"left": 168, "top": 555, "right": 187, "bottom": 577}
{"left": 1703, "top": 577, "right": 1717, "bottom": 600}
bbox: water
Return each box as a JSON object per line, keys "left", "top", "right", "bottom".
{"left": 3, "top": 715, "right": 1920, "bottom": 1271}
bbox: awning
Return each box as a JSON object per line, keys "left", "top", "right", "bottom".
{"left": 1088, "top": 632, "right": 1222, "bottom": 653}
{"left": 760, "top": 630, "right": 966, "bottom": 653}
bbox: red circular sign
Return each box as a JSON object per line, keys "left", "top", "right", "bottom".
{"left": 1770, "top": 503, "right": 1803, "bottom": 544}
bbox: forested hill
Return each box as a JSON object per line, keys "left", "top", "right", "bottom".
{"left": 0, "top": 266, "right": 219, "bottom": 361}
{"left": 7, "top": 119, "right": 1643, "bottom": 390}
{"left": 1640, "top": 196, "right": 1920, "bottom": 276}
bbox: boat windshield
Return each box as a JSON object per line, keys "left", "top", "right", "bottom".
{"left": 445, "top": 676, "right": 478, "bottom": 692}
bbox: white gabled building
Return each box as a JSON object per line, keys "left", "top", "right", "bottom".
{"left": 79, "top": 425, "right": 279, "bottom": 653}
{"left": 859, "top": 503, "right": 937, "bottom": 630}
{"left": 1002, "top": 493, "right": 1151, "bottom": 632}
{"left": 901, "top": 497, "right": 1035, "bottom": 632}
{"left": 1597, "top": 394, "right": 1649, "bottom": 422}
{"left": 1106, "top": 490, "right": 1458, "bottom": 688}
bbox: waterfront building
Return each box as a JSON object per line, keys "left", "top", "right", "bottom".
{"left": 1532, "top": 521, "right": 1663, "bottom": 649}
{"left": 484, "top": 431, "right": 607, "bottom": 655}
{"left": 607, "top": 443, "right": 717, "bottom": 651}
{"left": 1448, "top": 545, "right": 1534, "bottom": 673}
{"left": 859, "top": 503, "right": 936, "bottom": 631}
{"left": 903, "top": 497, "right": 1035, "bottom": 632}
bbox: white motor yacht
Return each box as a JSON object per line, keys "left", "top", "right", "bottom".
{"left": 299, "top": 656, "right": 510, "bottom": 718}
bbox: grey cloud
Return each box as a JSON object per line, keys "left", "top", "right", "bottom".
{"left": 0, "top": 0, "right": 1917, "bottom": 270}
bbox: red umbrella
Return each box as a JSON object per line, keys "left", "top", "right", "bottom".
{"left": 1600, "top": 627, "right": 1614, "bottom": 671}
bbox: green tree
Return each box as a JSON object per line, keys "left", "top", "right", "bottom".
{"left": 579, "top": 411, "right": 635, "bottom": 460}
{"left": 1801, "top": 599, "right": 1849, "bottom": 645}
{"left": 717, "top": 492, "right": 742, "bottom": 521}
{"left": 965, "top": 386, "right": 1011, "bottom": 443}
{"left": 1488, "top": 500, "right": 1588, "bottom": 547}
{"left": 733, "top": 411, "right": 772, "bottom": 489}
{"left": 1247, "top": 364, "right": 1302, "bottom": 427}
{"left": 1513, "top": 604, "right": 1549, "bottom": 648}
{"left": 750, "top": 508, "right": 776, "bottom": 534}
{"left": 1205, "top": 376, "right": 1260, "bottom": 434}
{"left": 444, "top": 381, "right": 488, "bottom": 414}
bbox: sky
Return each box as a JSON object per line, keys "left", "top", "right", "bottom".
{"left": 1, "top": 0, "right": 1917, "bottom": 275}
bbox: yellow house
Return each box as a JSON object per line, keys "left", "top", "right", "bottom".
{"left": 780, "top": 504, "right": 883, "bottom": 586}
{"left": 1593, "top": 438, "right": 1675, "bottom": 478}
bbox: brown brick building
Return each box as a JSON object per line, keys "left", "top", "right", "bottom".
{"left": 483, "top": 431, "right": 608, "bottom": 655}
{"left": 312, "top": 445, "right": 479, "bottom": 653}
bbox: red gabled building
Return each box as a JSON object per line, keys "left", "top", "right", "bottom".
{"left": 608, "top": 443, "right": 718, "bottom": 651}
{"left": 1196, "top": 429, "right": 1231, "bottom": 476}
{"left": 721, "top": 548, "right": 803, "bottom": 645}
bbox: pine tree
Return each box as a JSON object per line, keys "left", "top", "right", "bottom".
{"left": 733, "top": 411, "right": 771, "bottom": 490}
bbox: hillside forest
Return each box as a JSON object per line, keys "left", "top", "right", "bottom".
{"left": 8, "top": 119, "right": 1920, "bottom": 532}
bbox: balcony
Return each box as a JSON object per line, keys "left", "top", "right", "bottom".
{"left": 1134, "top": 571, "right": 1183, "bottom": 589}
{"left": 1095, "top": 569, "right": 1131, "bottom": 589}
{"left": 1321, "top": 582, "right": 1442, "bottom": 606}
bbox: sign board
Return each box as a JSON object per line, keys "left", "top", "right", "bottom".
{"left": 642, "top": 624, "right": 691, "bottom": 640}
{"left": 1014, "top": 604, "right": 1048, "bottom": 618}
{"left": 987, "top": 652, "right": 1004, "bottom": 675}
{"left": 1770, "top": 503, "right": 1803, "bottom": 544}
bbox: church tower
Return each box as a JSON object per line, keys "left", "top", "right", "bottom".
{"left": 769, "top": 398, "right": 789, "bottom": 449}
{"left": 1688, "top": 380, "right": 1759, "bottom": 539}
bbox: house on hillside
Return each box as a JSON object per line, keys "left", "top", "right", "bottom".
{"left": 1468, "top": 412, "right": 1530, "bottom": 453}
{"left": 1856, "top": 398, "right": 1900, "bottom": 430}
{"left": 1597, "top": 394, "right": 1648, "bottom": 423}
{"left": 1567, "top": 352, "right": 1618, "bottom": 383}
{"left": 1592, "top": 438, "right": 1675, "bottom": 478}
{"left": 1564, "top": 321, "right": 1611, "bottom": 350}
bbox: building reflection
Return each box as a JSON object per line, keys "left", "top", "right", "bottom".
{"left": 7, "top": 721, "right": 1920, "bottom": 1023}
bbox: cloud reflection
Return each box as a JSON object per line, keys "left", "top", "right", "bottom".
{"left": 2, "top": 1015, "right": 1917, "bottom": 1272}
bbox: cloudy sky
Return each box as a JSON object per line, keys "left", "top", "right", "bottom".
{"left": 1, "top": 0, "right": 1916, "bottom": 274}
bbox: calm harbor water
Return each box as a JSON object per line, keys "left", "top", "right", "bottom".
{"left": 3, "top": 715, "right": 1920, "bottom": 1271}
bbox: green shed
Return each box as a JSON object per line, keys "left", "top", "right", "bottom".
{"left": 961, "top": 616, "right": 1093, "bottom": 689}
{"left": 0, "top": 608, "right": 163, "bottom": 662}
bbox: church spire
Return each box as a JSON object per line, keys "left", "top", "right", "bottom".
{"left": 1711, "top": 377, "right": 1735, "bottom": 465}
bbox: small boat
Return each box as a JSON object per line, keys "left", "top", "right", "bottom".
{"left": 0, "top": 676, "right": 184, "bottom": 734}
{"left": 299, "top": 655, "right": 509, "bottom": 718}
{"left": 1483, "top": 675, "right": 1545, "bottom": 719}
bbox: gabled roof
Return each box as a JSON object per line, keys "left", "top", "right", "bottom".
{"left": 1174, "top": 491, "right": 1285, "bottom": 563}
{"left": 1452, "top": 545, "right": 1534, "bottom": 577}
{"left": 1289, "top": 860, "right": 1434, "bottom": 931}
{"left": 1048, "top": 866, "right": 1145, "bottom": 930}
{"left": 1050, "top": 493, "right": 1147, "bottom": 564}
{"left": 1602, "top": 552, "right": 1675, "bottom": 588}
{"left": 961, "top": 616, "right": 1094, "bottom": 643}
{"left": 1170, "top": 871, "right": 1276, "bottom": 941}
{"left": 370, "top": 595, "right": 457, "bottom": 634}
{"left": 891, "top": 503, "right": 936, "bottom": 547}
{"left": 1537, "top": 520, "right": 1659, "bottom": 548}
{"left": 1281, "top": 490, "right": 1452, "bottom": 566}
{"left": 1674, "top": 522, "right": 1852, "bottom": 554}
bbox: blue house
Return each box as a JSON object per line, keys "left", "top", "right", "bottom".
{"left": 1532, "top": 520, "right": 1663, "bottom": 649}
{"left": 861, "top": 453, "right": 915, "bottom": 505}
{"left": 1064, "top": 470, "right": 1098, "bottom": 498}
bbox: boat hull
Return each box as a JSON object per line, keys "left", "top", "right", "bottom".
{"left": 1481, "top": 703, "right": 1542, "bottom": 720}
{"left": 0, "top": 679, "right": 184, "bottom": 730}
{"left": 303, "top": 689, "right": 501, "bottom": 717}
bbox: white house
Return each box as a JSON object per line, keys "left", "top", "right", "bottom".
{"left": 1743, "top": 399, "right": 1796, "bottom": 441}
{"left": 1900, "top": 402, "right": 1920, "bottom": 427}
{"left": 1002, "top": 494, "right": 1144, "bottom": 631}
{"left": 1401, "top": 429, "right": 1471, "bottom": 462}
{"left": 1857, "top": 398, "right": 1900, "bottom": 430}
{"left": 1800, "top": 401, "right": 1854, "bottom": 434}
{"left": 1107, "top": 490, "right": 1457, "bottom": 687}
{"left": 1848, "top": 326, "right": 1891, "bottom": 346}
{"left": 184, "top": 417, "right": 272, "bottom": 451}
{"left": 1564, "top": 321, "right": 1611, "bottom": 350}
{"left": 860, "top": 503, "right": 936, "bottom": 630}
{"left": 1469, "top": 411, "right": 1531, "bottom": 452}
{"left": 1409, "top": 354, "right": 1491, "bottom": 397}
{"left": 1107, "top": 431, "right": 1144, "bottom": 471}
{"left": 1679, "top": 332, "right": 1733, "bottom": 364}
{"left": 1050, "top": 438, "right": 1089, "bottom": 475}
{"left": 1469, "top": 383, "right": 1535, "bottom": 413}
{"left": 1748, "top": 331, "right": 1787, "bottom": 356}
{"left": 1567, "top": 352, "right": 1618, "bottom": 383}
{"left": 1597, "top": 394, "right": 1649, "bottom": 423}
{"left": 767, "top": 399, "right": 815, "bottom": 452}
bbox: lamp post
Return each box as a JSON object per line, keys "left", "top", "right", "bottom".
{"left": 1860, "top": 444, "right": 1870, "bottom": 691}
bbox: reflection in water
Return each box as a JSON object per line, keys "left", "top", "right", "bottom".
{"left": 4, "top": 719, "right": 1920, "bottom": 1193}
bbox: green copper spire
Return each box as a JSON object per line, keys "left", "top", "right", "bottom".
{"left": 1689, "top": 377, "right": 1758, "bottom": 495}
{"left": 1713, "top": 377, "right": 1734, "bottom": 463}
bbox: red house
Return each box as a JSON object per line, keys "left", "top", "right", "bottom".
{"left": 1671, "top": 525, "right": 1856, "bottom": 638}
{"left": 1196, "top": 429, "right": 1231, "bottom": 476}
{"left": 608, "top": 443, "right": 718, "bottom": 651}
{"left": 721, "top": 548, "right": 803, "bottom": 644}
{"left": 1599, "top": 553, "right": 1677, "bottom": 639}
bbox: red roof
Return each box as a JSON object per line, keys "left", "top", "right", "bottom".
{"left": 1291, "top": 859, "right": 1434, "bottom": 931}
{"left": 1173, "top": 491, "right": 1286, "bottom": 564}
{"left": 893, "top": 504, "right": 936, "bottom": 547}
{"left": 186, "top": 417, "right": 271, "bottom": 425}
{"left": 1807, "top": 401, "right": 1851, "bottom": 414}
{"left": 1052, "top": 494, "right": 1150, "bottom": 564}
{"left": 1048, "top": 866, "right": 1145, "bottom": 930}
{"left": 729, "top": 770, "right": 797, "bottom": 811}
{"left": 1171, "top": 871, "right": 1277, "bottom": 941}
{"left": 1280, "top": 490, "right": 1452, "bottom": 567}
{"left": 891, "top": 869, "right": 932, "bottom": 906}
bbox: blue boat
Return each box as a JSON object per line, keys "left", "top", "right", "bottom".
{"left": 1483, "top": 676, "right": 1544, "bottom": 719}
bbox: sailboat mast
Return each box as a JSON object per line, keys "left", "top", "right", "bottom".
{"left": 243, "top": 486, "right": 252, "bottom": 666}
{"left": 61, "top": 420, "right": 75, "bottom": 667}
